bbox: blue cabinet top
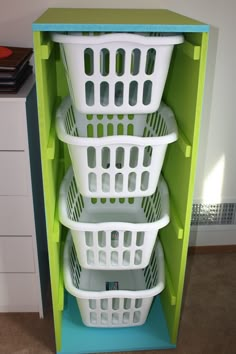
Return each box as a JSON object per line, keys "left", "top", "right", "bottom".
{"left": 32, "top": 8, "right": 209, "bottom": 32}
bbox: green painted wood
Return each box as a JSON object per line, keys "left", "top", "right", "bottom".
{"left": 177, "top": 128, "right": 192, "bottom": 158}
{"left": 180, "top": 41, "right": 201, "bottom": 60}
{"left": 33, "top": 31, "right": 64, "bottom": 350}
{"left": 163, "top": 32, "right": 208, "bottom": 224}
{"left": 161, "top": 31, "right": 209, "bottom": 343}
{"left": 32, "top": 8, "right": 209, "bottom": 32}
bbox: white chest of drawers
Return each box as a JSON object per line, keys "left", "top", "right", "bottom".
{"left": 0, "top": 76, "right": 47, "bottom": 317}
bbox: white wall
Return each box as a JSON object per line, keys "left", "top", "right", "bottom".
{"left": 1, "top": 0, "right": 235, "bottom": 245}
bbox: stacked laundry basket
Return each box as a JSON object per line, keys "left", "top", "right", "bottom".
{"left": 52, "top": 31, "right": 184, "bottom": 328}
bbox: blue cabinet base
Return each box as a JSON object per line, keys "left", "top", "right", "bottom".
{"left": 58, "top": 292, "right": 175, "bottom": 353}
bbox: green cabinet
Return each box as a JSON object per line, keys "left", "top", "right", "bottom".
{"left": 32, "top": 8, "right": 209, "bottom": 353}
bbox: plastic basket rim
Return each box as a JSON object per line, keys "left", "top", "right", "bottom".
{"left": 56, "top": 96, "right": 178, "bottom": 147}
{"left": 51, "top": 32, "right": 184, "bottom": 46}
{"left": 58, "top": 167, "right": 170, "bottom": 232}
{"left": 63, "top": 232, "right": 165, "bottom": 300}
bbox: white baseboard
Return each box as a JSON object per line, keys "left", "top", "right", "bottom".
{"left": 190, "top": 226, "right": 236, "bottom": 246}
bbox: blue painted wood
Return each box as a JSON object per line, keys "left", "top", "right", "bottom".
{"left": 32, "top": 23, "right": 209, "bottom": 32}
{"left": 58, "top": 292, "right": 175, "bottom": 353}
{"left": 32, "top": 8, "right": 209, "bottom": 33}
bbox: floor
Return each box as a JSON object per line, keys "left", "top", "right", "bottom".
{"left": 0, "top": 251, "right": 235, "bottom": 354}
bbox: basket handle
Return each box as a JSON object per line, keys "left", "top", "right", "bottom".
{"left": 51, "top": 32, "right": 184, "bottom": 46}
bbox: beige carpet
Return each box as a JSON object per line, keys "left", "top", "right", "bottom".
{"left": 0, "top": 251, "right": 235, "bottom": 354}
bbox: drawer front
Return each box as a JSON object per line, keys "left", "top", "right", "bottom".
{"left": 0, "top": 102, "right": 26, "bottom": 150}
{"left": 0, "top": 196, "right": 33, "bottom": 235}
{"left": 0, "top": 237, "right": 35, "bottom": 272}
{"left": 0, "top": 152, "right": 29, "bottom": 195}
{"left": 0, "top": 273, "right": 38, "bottom": 312}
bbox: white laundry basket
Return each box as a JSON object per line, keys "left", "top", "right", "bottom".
{"left": 59, "top": 167, "right": 169, "bottom": 270}
{"left": 64, "top": 232, "right": 165, "bottom": 327}
{"left": 56, "top": 96, "right": 178, "bottom": 198}
{"left": 51, "top": 32, "right": 184, "bottom": 114}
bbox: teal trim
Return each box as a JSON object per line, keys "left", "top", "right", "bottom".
{"left": 32, "top": 23, "right": 209, "bottom": 32}
{"left": 58, "top": 292, "right": 175, "bottom": 353}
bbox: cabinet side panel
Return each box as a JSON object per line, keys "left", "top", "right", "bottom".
{"left": 33, "top": 31, "right": 63, "bottom": 351}
{"left": 161, "top": 32, "right": 209, "bottom": 343}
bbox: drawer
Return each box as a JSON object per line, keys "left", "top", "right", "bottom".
{"left": 0, "top": 152, "right": 28, "bottom": 195}
{"left": 0, "top": 273, "right": 38, "bottom": 312}
{"left": 0, "top": 102, "right": 26, "bottom": 150}
{"left": 0, "top": 196, "right": 33, "bottom": 235}
{"left": 0, "top": 237, "right": 35, "bottom": 272}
